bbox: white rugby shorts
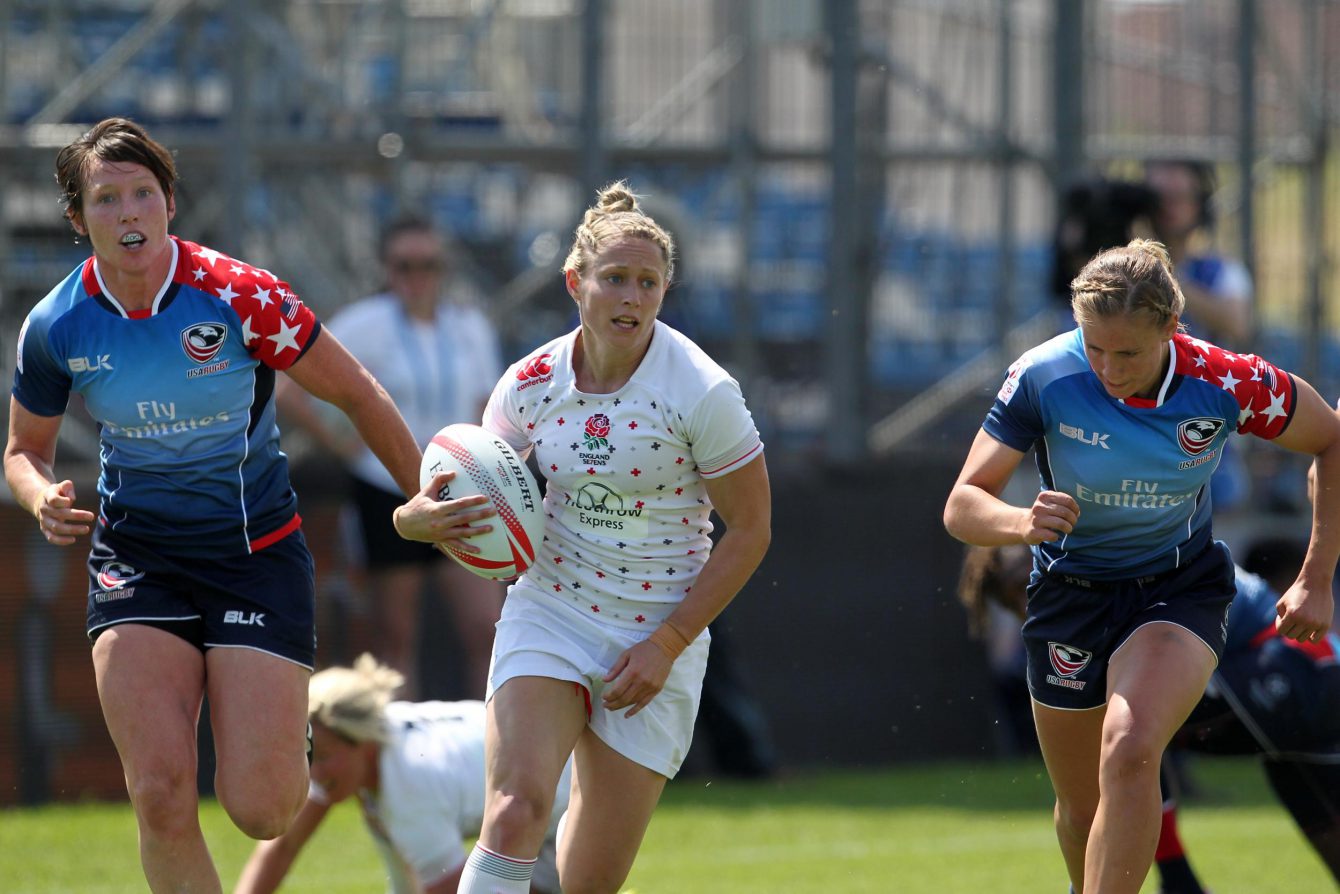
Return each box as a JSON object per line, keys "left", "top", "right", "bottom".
{"left": 488, "top": 584, "right": 709, "bottom": 778}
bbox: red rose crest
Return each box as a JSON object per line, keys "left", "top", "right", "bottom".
{"left": 583, "top": 413, "right": 611, "bottom": 451}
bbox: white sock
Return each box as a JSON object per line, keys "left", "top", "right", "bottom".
{"left": 458, "top": 843, "right": 536, "bottom": 894}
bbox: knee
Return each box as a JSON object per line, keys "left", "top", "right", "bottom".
{"left": 217, "top": 769, "right": 305, "bottom": 840}
{"left": 127, "top": 766, "right": 200, "bottom": 838}
{"left": 486, "top": 787, "right": 556, "bottom": 849}
{"left": 1054, "top": 796, "right": 1097, "bottom": 842}
{"left": 222, "top": 793, "right": 302, "bottom": 841}
{"left": 1099, "top": 725, "right": 1164, "bottom": 786}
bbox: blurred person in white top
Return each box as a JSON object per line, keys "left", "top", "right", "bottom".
{"left": 279, "top": 216, "right": 504, "bottom": 698}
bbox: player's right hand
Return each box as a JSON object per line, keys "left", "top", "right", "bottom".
{"left": 1022, "top": 490, "right": 1079, "bottom": 545}
{"left": 38, "top": 480, "right": 95, "bottom": 546}
{"left": 392, "top": 471, "right": 495, "bottom": 553}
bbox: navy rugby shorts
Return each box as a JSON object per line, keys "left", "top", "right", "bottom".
{"left": 1022, "top": 541, "right": 1235, "bottom": 710}
{"left": 86, "top": 523, "right": 317, "bottom": 668}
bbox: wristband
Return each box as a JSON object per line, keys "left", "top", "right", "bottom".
{"left": 647, "top": 620, "right": 693, "bottom": 660}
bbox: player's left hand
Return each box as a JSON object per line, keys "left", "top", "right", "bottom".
{"left": 1275, "top": 581, "right": 1334, "bottom": 643}
{"left": 601, "top": 642, "right": 673, "bottom": 718}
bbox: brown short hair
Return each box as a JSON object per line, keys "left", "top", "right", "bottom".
{"left": 54, "top": 117, "right": 177, "bottom": 223}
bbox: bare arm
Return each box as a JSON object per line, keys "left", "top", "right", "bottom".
{"left": 233, "top": 796, "right": 332, "bottom": 894}
{"left": 284, "top": 329, "right": 421, "bottom": 498}
{"left": 943, "top": 428, "right": 1079, "bottom": 547}
{"left": 601, "top": 454, "right": 772, "bottom": 717}
{"left": 1267, "top": 376, "right": 1340, "bottom": 641}
{"left": 3, "top": 397, "right": 96, "bottom": 545}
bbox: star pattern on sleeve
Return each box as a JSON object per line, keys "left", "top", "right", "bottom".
{"left": 1179, "top": 334, "right": 1294, "bottom": 439}
{"left": 183, "top": 241, "right": 319, "bottom": 371}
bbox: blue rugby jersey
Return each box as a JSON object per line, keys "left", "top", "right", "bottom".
{"left": 985, "top": 329, "right": 1295, "bottom": 579}
{"left": 13, "top": 236, "right": 321, "bottom": 556}
{"left": 1227, "top": 566, "right": 1340, "bottom": 658}
{"left": 1226, "top": 566, "right": 1280, "bottom": 651}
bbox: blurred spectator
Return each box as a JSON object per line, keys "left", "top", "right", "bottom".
{"left": 279, "top": 215, "right": 505, "bottom": 699}
{"left": 955, "top": 544, "right": 1038, "bottom": 757}
{"left": 1148, "top": 159, "right": 1256, "bottom": 515}
{"left": 1145, "top": 160, "right": 1252, "bottom": 350}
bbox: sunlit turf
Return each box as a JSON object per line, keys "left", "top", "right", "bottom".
{"left": 0, "top": 757, "right": 1328, "bottom": 893}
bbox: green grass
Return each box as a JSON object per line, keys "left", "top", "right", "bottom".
{"left": 0, "top": 758, "right": 1330, "bottom": 893}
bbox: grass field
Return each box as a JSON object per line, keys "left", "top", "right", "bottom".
{"left": 0, "top": 757, "right": 1330, "bottom": 893}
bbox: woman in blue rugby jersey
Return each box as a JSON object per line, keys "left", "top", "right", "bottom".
{"left": 960, "top": 544, "right": 1340, "bottom": 891}
{"left": 945, "top": 239, "right": 1340, "bottom": 894}
{"left": 4, "top": 117, "right": 491, "bottom": 893}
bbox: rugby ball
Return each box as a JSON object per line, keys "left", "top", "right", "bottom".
{"left": 420, "top": 423, "right": 544, "bottom": 581}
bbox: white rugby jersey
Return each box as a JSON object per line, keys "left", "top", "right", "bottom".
{"left": 483, "top": 321, "right": 763, "bottom": 630}
{"left": 317, "top": 700, "right": 568, "bottom": 891}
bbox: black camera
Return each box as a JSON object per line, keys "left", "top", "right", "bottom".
{"left": 1050, "top": 178, "right": 1161, "bottom": 302}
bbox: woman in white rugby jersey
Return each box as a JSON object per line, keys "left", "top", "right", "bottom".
{"left": 394, "top": 181, "right": 772, "bottom": 894}
{"left": 234, "top": 654, "right": 569, "bottom": 894}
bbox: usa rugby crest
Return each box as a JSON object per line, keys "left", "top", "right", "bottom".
{"left": 1047, "top": 642, "right": 1093, "bottom": 678}
{"left": 181, "top": 322, "right": 228, "bottom": 363}
{"left": 1176, "top": 417, "right": 1224, "bottom": 458}
{"left": 97, "top": 560, "right": 144, "bottom": 591}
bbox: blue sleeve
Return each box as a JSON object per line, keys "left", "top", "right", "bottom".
{"left": 12, "top": 312, "right": 72, "bottom": 417}
{"left": 983, "top": 356, "right": 1044, "bottom": 452}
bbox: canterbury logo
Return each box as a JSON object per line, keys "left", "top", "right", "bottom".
{"left": 516, "top": 353, "right": 554, "bottom": 381}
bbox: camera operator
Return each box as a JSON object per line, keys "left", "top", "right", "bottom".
{"left": 1146, "top": 159, "right": 1253, "bottom": 349}
{"left": 1050, "top": 161, "right": 1251, "bottom": 349}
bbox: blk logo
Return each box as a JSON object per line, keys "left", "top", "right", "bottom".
{"left": 1059, "top": 422, "right": 1109, "bottom": 449}
{"left": 223, "top": 610, "right": 265, "bottom": 626}
{"left": 68, "top": 354, "right": 113, "bottom": 373}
